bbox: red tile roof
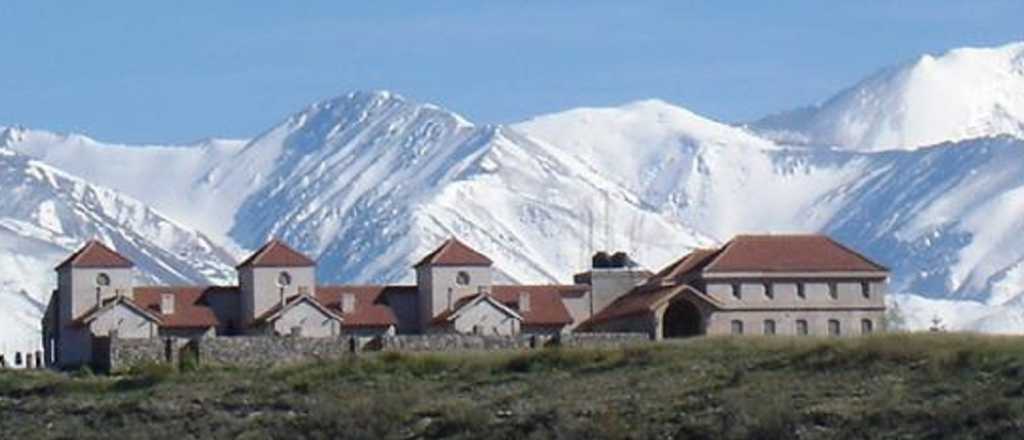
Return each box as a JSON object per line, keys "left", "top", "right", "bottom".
{"left": 414, "top": 238, "right": 493, "bottom": 267}
{"left": 73, "top": 295, "right": 162, "bottom": 327}
{"left": 647, "top": 248, "right": 721, "bottom": 283}
{"left": 316, "top": 285, "right": 407, "bottom": 328}
{"left": 432, "top": 285, "right": 579, "bottom": 326}
{"left": 703, "top": 235, "right": 888, "bottom": 273}
{"left": 55, "top": 240, "right": 134, "bottom": 270}
{"left": 254, "top": 293, "right": 343, "bottom": 325}
{"left": 430, "top": 293, "right": 520, "bottom": 325}
{"left": 578, "top": 284, "right": 719, "bottom": 330}
{"left": 133, "top": 286, "right": 239, "bottom": 329}
{"left": 492, "top": 285, "right": 578, "bottom": 326}
{"left": 579, "top": 285, "right": 682, "bottom": 329}
{"left": 236, "top": 240, "right": 316, "bottom": 268}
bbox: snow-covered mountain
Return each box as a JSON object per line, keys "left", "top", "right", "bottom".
{"left": 1, "top": 126, "right": 249, "bottom": 236}
{"left": 752, "top": 42, "right": 1024, "bottom": 151}
{"left": 5, "top": 42, "right": 1024, "bottom": 342}
{"left": 514, "top": 102, "right": 1024, "bottom": 310}
{"left": 212, "top": 91, "right": 713, "bottom": 284}
{"left": 0, "top": 146, "right": 237, "bottom": 357}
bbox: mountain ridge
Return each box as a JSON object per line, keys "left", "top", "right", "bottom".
{"left": 752, "top": 41, "right": 1024, "bottom": 151}
{"left": 6, "top": 41, "right": 1024, "bottom": 352}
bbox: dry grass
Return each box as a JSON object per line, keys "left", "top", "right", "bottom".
{"left": 3, "top": 333, "right": 1024, "bottom": 439}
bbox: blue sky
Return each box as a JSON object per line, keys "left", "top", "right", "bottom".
{"left": 1, "top": 1, "right": 1022, "bottom": 143}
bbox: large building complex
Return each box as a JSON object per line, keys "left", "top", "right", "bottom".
{"left": 42, "top": 234, "right": 888, "bottom": 369}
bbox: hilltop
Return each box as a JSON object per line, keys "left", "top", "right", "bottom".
{"left": 2, "top": 333, "right": 1023, "bottom": 439}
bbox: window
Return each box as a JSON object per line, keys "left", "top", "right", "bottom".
{"left": 277, "top": 271, "right": 292, "bottom": 287}
{"left": 828, "top": 319, "right": 841, "bottom": 336}
{"left": 861, "top": 282, "right": 871, "bottom": 299}
{"left": 456, "top": 271, "right": 471, "bottom": 286}
{"left": 763, "top": 282, "right": 774, "bottom": 299}
{"left": 861, "top": 319, "right": 874, "bottom": 334}
{"left": 828, "top": 283, "right": 839, "bottom": 300}
{"left": 796, "top": 319, "right": 809, "bottom": 336}
{"left": 763, "top": 319, "right": 776, "bottom": 335}
{"left": 730, "top": 320, "right": 744, "bottom": 335}
{"left": 732, "top": 283, "right": 742, "bottom": 300}
{"left": 95, "top": 273, "right": 111, "bottom": 287}
{"left": 796, "top": 283, "right": 806, "bottom": 300}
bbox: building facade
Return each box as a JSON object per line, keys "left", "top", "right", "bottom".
{"left": 578, "top": 235, "right": 889, "bottom": 339}
{"left": 42, "top": 234, "right": 888, "bottom": 369}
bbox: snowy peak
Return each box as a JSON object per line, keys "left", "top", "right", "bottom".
{"left": 221, "top": 90, "right": 494, "bottom": 255}
{"left": 511, "top": 98, "right": 779, "bottom": 202}
{"left": 753, "top": 41, "right": 1024, "bottom": 151}
{"left": 1, "top": 126, "right": 28, "bottom": 147}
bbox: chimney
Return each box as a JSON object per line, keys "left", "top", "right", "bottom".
{"left": 519, "top": 292, "right": 530, "bottom": 313}
{"left": 341, "top": 293, "right": 355, "bottom": 314}
{"left": 478, "top": 285, "right": 491, "bottom": 296}
{"left": 580, "top": 250, "right": 648, "bottom": 320}
{"left": 160, "top": 293, "right": 175, "bottom": 314}
{"left": 298, "top": 286, "right": 310, "bottom": 296}
{"left": 279, "top": 287, "right": 286, "bottom": 308}
{"left": 95, "top": 287, "right": 102, "bottom": 306}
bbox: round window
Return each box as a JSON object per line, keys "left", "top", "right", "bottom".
{"left": 277, "top": 271, "right": 292, "bottom": 287}
{"left": 456, "top": 271, "right": 471, "bottom": 286}
{"left": 95, "top": 273, "right": 111, "bottom": 287}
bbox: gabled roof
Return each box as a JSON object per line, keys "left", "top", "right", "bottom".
{"left": 578, "top": 284, "right": 720, "bottom": 330}
{"left": 316, "top": 285, "right": 407, "bottom": 328}
{"left": 647, "top": 248, "right": 721, "bottom": 284}
{"left": 236, "top": 240, "right": 316, "bottom": 269}
{"left": 431, "top": 285, "right": 580, "bottom": 327}
{"left": 491, "top": 285, "right": 580, "bottom": 326}
{"left": 74, "top": 295, "right": 162, "bottom": 327}
{"left": 702, "top": 234, "right": 888, "bottom": 273}
{"left": 432, "top": 292, "right": 524, "bottom": 324}
{"left": 414, "top": 238, "right": 493, "bottom": 268}
{"left": 55, "top": 240, "right": 134, "bottom": 270}
{"left": 255, "top": 293, "right": 342, "bottom": 324}
{"left": 133, "top": 286, "right": 239, "bottom": 329}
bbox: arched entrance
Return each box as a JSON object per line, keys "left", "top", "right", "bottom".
{"left": 662, "top": 300, "right": 703, "bottom": 338}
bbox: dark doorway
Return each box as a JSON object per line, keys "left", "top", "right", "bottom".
{"left": 663, "top": 300, "right": 703, "bottom": 338}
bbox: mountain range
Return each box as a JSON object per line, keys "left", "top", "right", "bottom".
{"left": 4, "top": 41, "right": 1024, "bottom": 355}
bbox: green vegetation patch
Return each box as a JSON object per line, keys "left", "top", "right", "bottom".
{"left": 4, "top": 333, "right": 1024, "bottom": 439}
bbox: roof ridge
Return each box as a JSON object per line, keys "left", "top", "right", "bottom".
{"left": 822, "top": 236, "right": 890, "bottom": 272}
{"left": 236, "top": 239, "right": 315, "bottom": 268}
{"left": 55, "top": 240, "right": 134, "bottom": 270}
{"left": 694, "top": 240, "right": 734, "bottom": 274}
{"left": 413, "top": 237, "right": 492, "bottom": 267}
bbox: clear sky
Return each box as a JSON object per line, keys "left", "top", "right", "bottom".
{"left": 1, "top": 1, "right": 1022, "bottom": 144}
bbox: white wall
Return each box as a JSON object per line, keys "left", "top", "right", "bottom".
{"left": 272, "top": 301, "right": 339, "bottom": 337}
{"left": 705, "top": 309, "right": 885, "bottom": 337}
{"left": 418, "top": 265, "right": 493, "bottom": 329}
{"left": 89, "top": 303, "right": 158, "bottom": 338}
{"left": 451, "top": 300, "right": 520, "bottom": 336}
{"left": 704, "top": 277, "right": 887, "bottom": 309}
{"left": 242, "top": 266, "right": 316, "bottom": 324}
{"left": 63, "top": 267, "right": 133, "bottom": 321}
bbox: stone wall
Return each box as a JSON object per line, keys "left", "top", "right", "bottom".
{"left": 95, "top": 336, "right": 184, "bottom": 373}
{"left": 379, "top": 334, "right": 545, "bottom": 352}
{"left": 94, "top": 332, "right": 653, "bottom": 372}
{"left": 379, "top": 333, "right": 649, "bottom": 352}
{"left": 558, "top": 332, "right": 651, "bottom": 348}
{"left": 196, "top": 336, "right": 351, "bottom": 367}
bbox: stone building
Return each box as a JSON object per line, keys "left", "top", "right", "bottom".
{"left": 41, "top": 234, "right": 889, "bottom": 369}
{"left": 577, "top": 235, "right": 889, "bottom": 339}
{"left": 41, "top": 238, "right": 585, "bottom": 369}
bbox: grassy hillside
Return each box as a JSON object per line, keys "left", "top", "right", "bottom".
{"left": 2, "top": 333, "right": 1024, "bottom": 439}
